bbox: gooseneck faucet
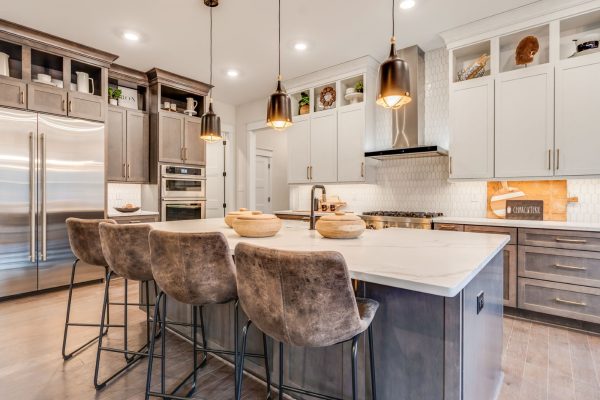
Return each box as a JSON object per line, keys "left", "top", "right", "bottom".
{"left": 309, "top": 185, "right": 327, "bottom": 230}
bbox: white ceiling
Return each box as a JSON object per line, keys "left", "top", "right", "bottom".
{"left": 2, "top": 0, "right": 539, "bottom": 105}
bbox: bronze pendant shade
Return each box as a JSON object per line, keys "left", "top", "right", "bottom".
{"left": 267, "top": 79, "right": 292, "bottom": 131}
{"left": 200, "top": 101, "right": 222, "bottom": 143}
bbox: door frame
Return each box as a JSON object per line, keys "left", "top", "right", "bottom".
{"left": 245, "top": 119, "right": 268, "bottom": 210}
{"left": 255, "top": 149, "right": 273, "bottom": 213}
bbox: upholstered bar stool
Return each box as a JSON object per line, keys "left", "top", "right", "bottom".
{"left": 94, "top": 222, "right": 157, "bottom": 389}
{"left": 234, "top": 243, "right": 379, "bottom": 400}
{"left": 146, "top": 230, "right": 272, "bottom": 400}
{"left": 62, "top": 217, "right": 116, "bottom": 360}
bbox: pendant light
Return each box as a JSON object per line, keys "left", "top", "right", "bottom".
{"left": 266, "top": 0, "right": 293, "bottom": 131}
{"left": 200, "top": 1, "right": 222, "bottom": 143}
{"left": 376, "top": 0, "right": 412, "bottom": 109}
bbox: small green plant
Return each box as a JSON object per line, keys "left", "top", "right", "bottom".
{"left": 354, "top": 81, "right": 364, "bottom": 93}
{"left": 299, "top": 91, "right": 310, "bottom": 106}
{"left": 108, "top": 87, "right": 122, "bottom": 100}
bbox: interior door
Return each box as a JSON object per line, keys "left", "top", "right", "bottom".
{"left": 0, "top": 108, "right": 38, "bottom": 297}
{"left": 184, "top": 117, "right": 206, "bottom": 165}
{"left": 126, "top": 110, "right": 149, "bottom": 182}
{"left": 495, "top": 66, "right": 554, "bottom": 178}
{"left": 206, "top": 137, "right": 227, "bottom": 218}
{"left": 310, "top": 110, "right": 337, "bottom": 183}
{"left": 255, "top": 154, "right": 272, "bottom": 213}
{"left": 37, "top": 115, "right": 105, "bottom": 289}
{"left": 286, "top": 118, "right": 311, "bottom": 184}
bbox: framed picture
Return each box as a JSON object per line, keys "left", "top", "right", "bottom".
{"left": 117, "top": 86, "right": 138, "bottom": 110}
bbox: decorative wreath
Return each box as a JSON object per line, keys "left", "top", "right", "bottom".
{"left": 320, "top": 86, "right": 336, "bottom": 108}
{"left": 515, "top": 36, "right": 539, "bottom": 65}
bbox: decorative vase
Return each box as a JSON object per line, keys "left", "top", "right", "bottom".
{"left": 109, "top": 99, "right": 118, "bottom": 105}
{"left": 299, "top": 104, "right": 309, "bottom": 115}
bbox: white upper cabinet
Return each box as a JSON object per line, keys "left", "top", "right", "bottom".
{"left": 338, "top": 104, "right": 366, "bottom": 182}
{"left": 449, "top": 78, "right": 494, "bottom": 179}
{"left": 286, "top": 118, "right": 311, "bottom": 184}
{"left": 555, "top": 56, "right": 600, "bottom": 176}
{"left": 310, "top": 110, "right": 338, "bottom": 183}
{"left": 495, "top": 66, "right": 554, "bottom": 178}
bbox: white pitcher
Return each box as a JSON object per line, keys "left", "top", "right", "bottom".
{"left": 0, "top": 52, "right": 9, "bottom": 77}
{"left": 75, "top": 71, "right": 94, "bottom": 94}
{"left": 186, "top": 97, "right": 198, "bottom": 111}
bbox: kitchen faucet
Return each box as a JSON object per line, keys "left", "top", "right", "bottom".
{"left": 309, "top": 185, "right": 326, "bottom": 230}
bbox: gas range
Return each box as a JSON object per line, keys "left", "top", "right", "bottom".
{"left": 360, "top": 211, "right": 443, "bottom": 230}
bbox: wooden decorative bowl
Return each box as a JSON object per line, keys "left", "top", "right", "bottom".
{"left": 233, "top": 211, "right": 282, "bottom": 238}
{"left": 114, "top": 206, "right": 140, "bottom": 213}
{"left": 225, "top": 208, "right": 253, "bottom": 228}
{"left": 315, "top": 211, "right": 366, "bottom": 239}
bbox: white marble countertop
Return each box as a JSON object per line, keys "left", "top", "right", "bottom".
{"left": 274, "top": 210, "right": 356, "bottom": 217}
{"left": 433, "top": 216, "right": 600, "bottom": 232}
{"left": 148, "top": 218, "right": 509, "bottom": 297}
{"left": 107, "top": 210, "right": 160, "bottom": 218}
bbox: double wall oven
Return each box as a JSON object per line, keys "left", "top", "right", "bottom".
{"left": 160, "top": 164, "right": 206, "bottom": 221}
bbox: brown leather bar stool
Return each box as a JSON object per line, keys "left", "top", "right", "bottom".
{"left": 234, "top": 243, "right": 379, "bottom": 400}
{"left": 94, "top": 222, "right": 157, "bottom": 389}
{"left": 62, "top": 217, "right": 116, "bottom": 360}
{"left": 146, "top": 230, "right": 272, "bottom": 400}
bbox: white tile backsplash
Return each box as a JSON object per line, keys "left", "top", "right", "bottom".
{"left": 107, "top": 183, "right": 142, "bottom": 209}
{"left": 290, "top": 48, "right": 600, "bottom": 222}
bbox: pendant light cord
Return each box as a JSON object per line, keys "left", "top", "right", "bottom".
{"left": 278, "top": 0, "right": 281, "bottom": 80}
{"left": 391, "top": 0, "right": 395, "bottom": 40}
{"left": 210, "top": 6, "right": 213, "bottom": 101}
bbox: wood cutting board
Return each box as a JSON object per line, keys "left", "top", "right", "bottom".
{"left": 486, "top": 180, "right": 578, "bottom": 221}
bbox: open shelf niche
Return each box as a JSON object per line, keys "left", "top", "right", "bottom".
{"left": 560, "top": 9, "right": 600, "bottom": 60}
{"left": 71, "top": 60, "right": 102, "bottom": 96}
{"left": 160, "top": 84, "right": 204, "bottom": 116}
{"left": 313, "top": 82, "right": 337, "bottom": 113}
{"left": 0, "top": 39, "right": 23, "bottom": 80}
{"left": 30, "top": 49, "right": 63, "bottom": 85}
{"left": 290, "top": 90, "right": 310, "bottom": 118}
{"left": 452, "top": 41, "right": 491, "bottom": 82}
{"left": 499, "top": 25, "right": 550, "bottom": 73}
{"left": 339, "top": 75, "right": 365, "bottom": 107}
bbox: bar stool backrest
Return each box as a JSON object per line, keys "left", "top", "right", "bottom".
{"left": 66, "top": 218, "right": 116, "bottom": 266}
{"left": 148, "top": 230, "right": 237, "bottom": 306}
{"left": 99, "top": 223, "right": 154, "bottom": 282}
{"left": 234, "top": 243, "right": 363, "bottom": 347}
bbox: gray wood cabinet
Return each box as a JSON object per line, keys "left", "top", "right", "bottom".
{"left": 27, "top": 83, "right": 67, "bottom": 115}
{"left": 107, "top": 106, "right": 149, "bottom": 183}
{"left": 158, "top": 111, "right": 185, "bottom": 164}
{"left": 183, "top": 116, "right": 206, "bottom": 165}
{"left": 0, "top": 77, "right": 26, "bottom": 109}
{"left": 67, "top": 91, "right": 105, "bottom": 122}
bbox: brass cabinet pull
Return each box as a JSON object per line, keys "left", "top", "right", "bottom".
{"left": 306, "top": 166, "right": 310, "bottom": 180}
{"left": 20, "top": 91, "right": 24, "bottom": 104}
{"left": 438, "top": 224, "right": 458, "bottom": 231}
{"left": 68, "top": 100, "right": 73, "bottom": 113}
{"left": 554, "top": 263, "right": 586, "bottom": 271}
{"left": 555, "top": 297, "right": 586, "bottom": 307}
{"left": 555, "top": 237, "right": 587, "bottom": 244}
{"left": 556, "top": 148, "right": 560, "bottom": 170}
{"left": 62, "top": 99, "right": 66, "bottom": 111}
{"left": 361, "top": 161, "right": 365, "bottom": 178}
{"left": 128, "top": 220, "right": 141, "bottom": 224}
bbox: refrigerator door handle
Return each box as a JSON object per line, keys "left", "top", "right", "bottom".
{"left": 29, "top": 132, "right": 36, "bottom": 262}
{"left": 40, "top": 133, "right": 47, "bottom": 261}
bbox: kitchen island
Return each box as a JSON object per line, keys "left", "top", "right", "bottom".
{"left": 147, "top": 218, "right": 510, "bottom": 400}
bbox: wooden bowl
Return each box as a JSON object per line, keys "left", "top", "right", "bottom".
{"left": 224, "top": 208, "right": 253, "bottom": 228}
{"left": 114, "top": 206, "right": 141, "bottom": 213}
{"left": 316, "top": 211, "right": 366, "bottom": 239}
{"left": 233, "top": 211, "right": 282, "bottom": 238}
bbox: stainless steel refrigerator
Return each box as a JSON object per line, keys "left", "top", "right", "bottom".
{"left": 0, "top": 107, "right": 105, "bottom": 298}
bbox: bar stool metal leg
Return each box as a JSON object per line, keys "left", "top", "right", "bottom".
{"left": 278, "top": 342, "right": 283, "bottom": 400}
{"left": 351, "top": 335, "right": 359, "bottom": 400}
{"left": 236, "top": 320, "right": 253, "bottom": 400}
{"left": 368, "top": 325, "right": 377, "bottom": 400}
{"left": 145, "top": 291, "right": 164, "bottom": 400}
{"left": 263, "top": 333, "right": 272, "bottom": 399}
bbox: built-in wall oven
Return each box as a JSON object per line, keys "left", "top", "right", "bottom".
{"left": 160, "top": 164, "right": 206, "bottom": 221}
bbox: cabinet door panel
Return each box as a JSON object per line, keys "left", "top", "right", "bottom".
{"left": 449, "top": 79, "right": 494, "bottom": 179}
{"left": 158, "top": 112, "right": 184, "bottom": 164}
{"left": 184, "top": 117, "right": 206, "bottom": 165}
{"left": 67, "top": 92, "right": 105, "bottom": 122}
{"left": 338, "top": 105, "right": 365, "bottom": 182}
{"left": 555, "top": 58, "right": 600, "bottom": 176}
{"left": 0, "top": 77, "right": 26, "bottom": 109}
{"left": 126, "top": 110, "right": 149, "bottom": 182}
{"left": 27, "top": 83, "right": 67, "bottom": 116}
{"left": 495, "top": 66, "right": 554, "bottom": 178}
{"left": 286, "top": 119, "right": 311, "bottom": 184}
{"left": 310, "top": 111, "right": 337, "bottom": 183}
{"left": 106, "top": 107, "right": 126, "bottom": 181}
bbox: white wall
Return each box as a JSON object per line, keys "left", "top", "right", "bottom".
{"left": 255, "top": 128, "right": 289, "bottom": 211}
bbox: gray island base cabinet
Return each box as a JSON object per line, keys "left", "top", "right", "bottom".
{"left": 146, "top": 220, "right": 506, "bottom": 400}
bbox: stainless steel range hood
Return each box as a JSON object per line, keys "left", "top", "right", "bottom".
{"left": 365, "top": 45, "right": 447, "bottom": 161}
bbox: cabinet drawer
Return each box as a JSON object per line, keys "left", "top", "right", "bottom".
{"left": 518, "top": 278, "right": 600, "bottom": 324}
{"left": 112, "top": 215, "right": 158, "bottom": 224}
{"left": 433, "top": 223, "right": 464, "bottom": 232}
{"left": 464, "top": 225, "right": 517, "bottom": 245}
{"left": 519, "top": 228, "right": 600, "bottom": 251}
{"left": 518, "top": 246, "right": 600, "bottom": 288}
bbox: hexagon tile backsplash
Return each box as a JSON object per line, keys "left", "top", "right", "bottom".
{"left": 289, "top": 48, "right": 600, "bottom": 223}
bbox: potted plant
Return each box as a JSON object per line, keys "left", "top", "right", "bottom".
{"left": 298, "top": 92, "right": 310, "bottom": 115}
{"left": 108, "top": 87, "right": 122, "bottom": 106}
{"left": 354, "top": 81, "right": 364, "bottom": 93}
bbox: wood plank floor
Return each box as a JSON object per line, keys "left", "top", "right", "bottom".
{"left": 1, "top": 280, "right": 600, "bottom": 400}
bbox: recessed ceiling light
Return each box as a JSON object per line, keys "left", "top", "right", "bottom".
{"left": 123, "top": 31, "right": 140, "bottom": 42}
{"left": 227, "top": 69, "right": 239, "bottom": 78}
{"left": 399, "top": 0, "right": 415, "bottom": 10}
{"left": 294, "top": 42, "right": 308, "bottom": 51}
